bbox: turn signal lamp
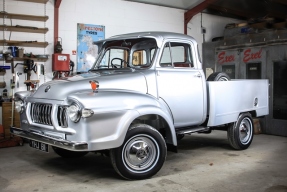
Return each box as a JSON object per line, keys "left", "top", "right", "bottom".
{"left": 89, "top": 80, "right": 99, "bottom": 92}
{"left": 82, "top": 108, "right": 94, "bottom": 118}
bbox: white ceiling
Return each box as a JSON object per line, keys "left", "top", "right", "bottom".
{"left": 124, "top": 0, "right": 205, "bottom": 10}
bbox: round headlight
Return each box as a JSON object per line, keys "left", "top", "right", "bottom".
{"left": 67, "top": 104, "right": 81, "bottom": 122}
{"left": 15, "top": 100, "right": 24, "bottom": 113}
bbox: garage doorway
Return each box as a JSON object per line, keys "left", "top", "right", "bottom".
{"left": 273, "top": 61, "right": 287, "bottom": 120}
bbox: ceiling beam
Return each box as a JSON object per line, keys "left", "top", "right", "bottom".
{"left": 267, "top": 11, "right": 287, "bottom": 20}
{"left": 208, "top": 4, "right": 256, "bottom": 19}
{"left": 268, "top": 0, "right": 287, "bottom": 19}
{"left": 184, "top": 0, "right": 218, "bottom": 34}
{"left": 55, "top": 0, "right": 62, "bottom": 8}
{"left": 273, "top": 0, "right": 287, "bottom": 6}
{"left": 184, "top": 0, "right": 217, "bottom": 23}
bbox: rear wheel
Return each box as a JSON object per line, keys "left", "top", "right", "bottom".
{"left": 110, "top": 124, "right": 166, "bottom": 180}
{"left": 227, "top": 113, "right": 254, "bottom": 150}
{"left": 52, "top": 146, "right": 88, "bottom": 158}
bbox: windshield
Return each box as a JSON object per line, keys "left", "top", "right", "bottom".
{"left": 91, "top": 38, "right": 158, "bottom": 70}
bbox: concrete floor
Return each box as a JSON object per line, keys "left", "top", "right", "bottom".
{"left": 0, "top": 131, "right": 286, "bottom": 192}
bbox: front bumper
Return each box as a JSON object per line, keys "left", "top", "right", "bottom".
{"left": 10, "top": 127, "right": 88, "bottom": 151}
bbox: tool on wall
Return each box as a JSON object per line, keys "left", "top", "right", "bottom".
{"left": 10, "top": 59, "right": 16, "bottom": 131}
{"left": 14, "top": 59, "right": 38, "bottom": 90}
{"left": 15, "top": 72, "right": 22, "bottom": 88}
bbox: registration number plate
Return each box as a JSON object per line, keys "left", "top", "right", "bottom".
{"left": 29, "top": 140, "right": 49, "bottom": 153}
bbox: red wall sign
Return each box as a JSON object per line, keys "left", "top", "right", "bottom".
{"left": 217, "top": 51, "right": 235, "bottom": 64}
{"left": 243, "top": 48, "right": 262, "bottom": 63}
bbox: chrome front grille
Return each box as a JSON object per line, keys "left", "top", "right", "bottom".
{"left": 30, "top": 103, "right": 53, "bottom": 125}
{"left": 57, "top": 106, "right": 68, "bottom": 128}
{"left": 30, "top": 103, "right": 68, "bottom": 128}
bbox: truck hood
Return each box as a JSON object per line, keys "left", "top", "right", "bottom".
{"left": 32, "top": 69, "right": 147, "bottom": 100}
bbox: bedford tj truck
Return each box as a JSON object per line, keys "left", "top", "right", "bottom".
{"left": 11, "top": 31, "right": 269, "bottom": 180}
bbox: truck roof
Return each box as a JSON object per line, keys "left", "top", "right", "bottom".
{"left": 94, "top": 31, "right": 197, "bottom": 48}
{"left": 110, "top": 31, "right": 195, "bottom": 41}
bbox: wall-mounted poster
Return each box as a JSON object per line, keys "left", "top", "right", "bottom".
{"left": 77, "top": 24, "right": 105, "bottom": 72}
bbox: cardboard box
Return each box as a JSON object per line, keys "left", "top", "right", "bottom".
{"left": 253, "top": 118, "right": 261, "bottom": 134}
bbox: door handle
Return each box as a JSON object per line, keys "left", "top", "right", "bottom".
{"left": 195, "top": 73, "right": 202, "bottom": 78}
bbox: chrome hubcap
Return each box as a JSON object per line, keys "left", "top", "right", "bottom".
{"left": 239, "top": 117, "right": 252, "bottom": 144}
{"left": 123, "top": 134, "right": 159, "bottom": 173}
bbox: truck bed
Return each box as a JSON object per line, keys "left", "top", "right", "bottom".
{"left": 207, "top": 80, "right": 269, "bottom": 126}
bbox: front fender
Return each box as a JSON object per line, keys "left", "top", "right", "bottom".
{"left": 66, "top": 90, "right": 176, "bottom": 150}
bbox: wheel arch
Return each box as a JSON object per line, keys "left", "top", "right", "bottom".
{"left": 247, "top": 110, "right": 257, "bottom": 117}
{"left": 129, "top": 111, "right": 177, "bottom": 147}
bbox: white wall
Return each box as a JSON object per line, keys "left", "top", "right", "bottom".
{"left": 187, "top": 13, "right": 244, "bottom": 56}
{"left": 0, "top": 0, "right": 184, "bottom": 97}
{"left": 58, "top": 0, "right": 185, "bottom": 65}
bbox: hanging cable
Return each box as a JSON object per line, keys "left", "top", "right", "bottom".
{"left": 201, "top": 12, "right": 205, "bottom": 43}
{"left": 43, "top": 2, "right": 47, "bottom": 83}
{"left": 2, "top": 0, "right": 5, "bottom": 58}
{"left": 8, "top": 18, "right": 12, "bottom": 40}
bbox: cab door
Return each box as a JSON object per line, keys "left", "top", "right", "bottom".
{"left": 156, "top": 41, "right": 205, "bottom": 127}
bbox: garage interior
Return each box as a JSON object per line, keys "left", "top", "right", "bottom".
{"left": 0, "top": 0, "right": 287, "bottom": 191}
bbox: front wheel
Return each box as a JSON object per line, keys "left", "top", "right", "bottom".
{"left": 110, "top": 124, "right": 167, "bottom": 180}
{"left": 227, "top": 113, "right": 254, "bottom": 150}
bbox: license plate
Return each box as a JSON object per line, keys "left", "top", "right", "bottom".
{"left": 29, "top": 140, "right": 49, "bottom": 153}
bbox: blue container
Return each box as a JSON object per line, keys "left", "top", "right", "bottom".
{"left": 8, "top": 46, "right": 19, "bottom": 57}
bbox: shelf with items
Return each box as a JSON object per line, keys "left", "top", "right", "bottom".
{"left": 0, "top": 12, "right": 49, "bottom": 22}
{"left": 5, "top": 57, "right": 48, "bottom": 63}
{"left": 0, "top": 25, "right": 49, "bottom": 34}
{"left": 0, "top": 40, "right": 48, "bottom": 48}
{"left": 15, "top": 0, "right": 49, "bottom": 4}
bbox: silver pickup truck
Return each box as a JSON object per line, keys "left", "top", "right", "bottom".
{"left": 11, "top": 32, "right": 269, "bottom": 180}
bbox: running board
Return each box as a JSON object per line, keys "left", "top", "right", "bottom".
{"left": 176, "top": 126, "right": 210, "bottom": 135}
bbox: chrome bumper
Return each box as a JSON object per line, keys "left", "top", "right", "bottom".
{"left": 10, "top": 127, "right": 88, "bottom": 151}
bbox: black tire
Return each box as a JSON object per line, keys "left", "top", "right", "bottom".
{"left": 207, "top": 72, "right": 230, "bottom": 81}
{"left": 52, "top": 146, "right": 88, "bottom": 158}
{"left": 110, "top": 124, "right": 167, "bottom": 180}
{"left": 227, "top": 113, "right": 254, "bottom": 150}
